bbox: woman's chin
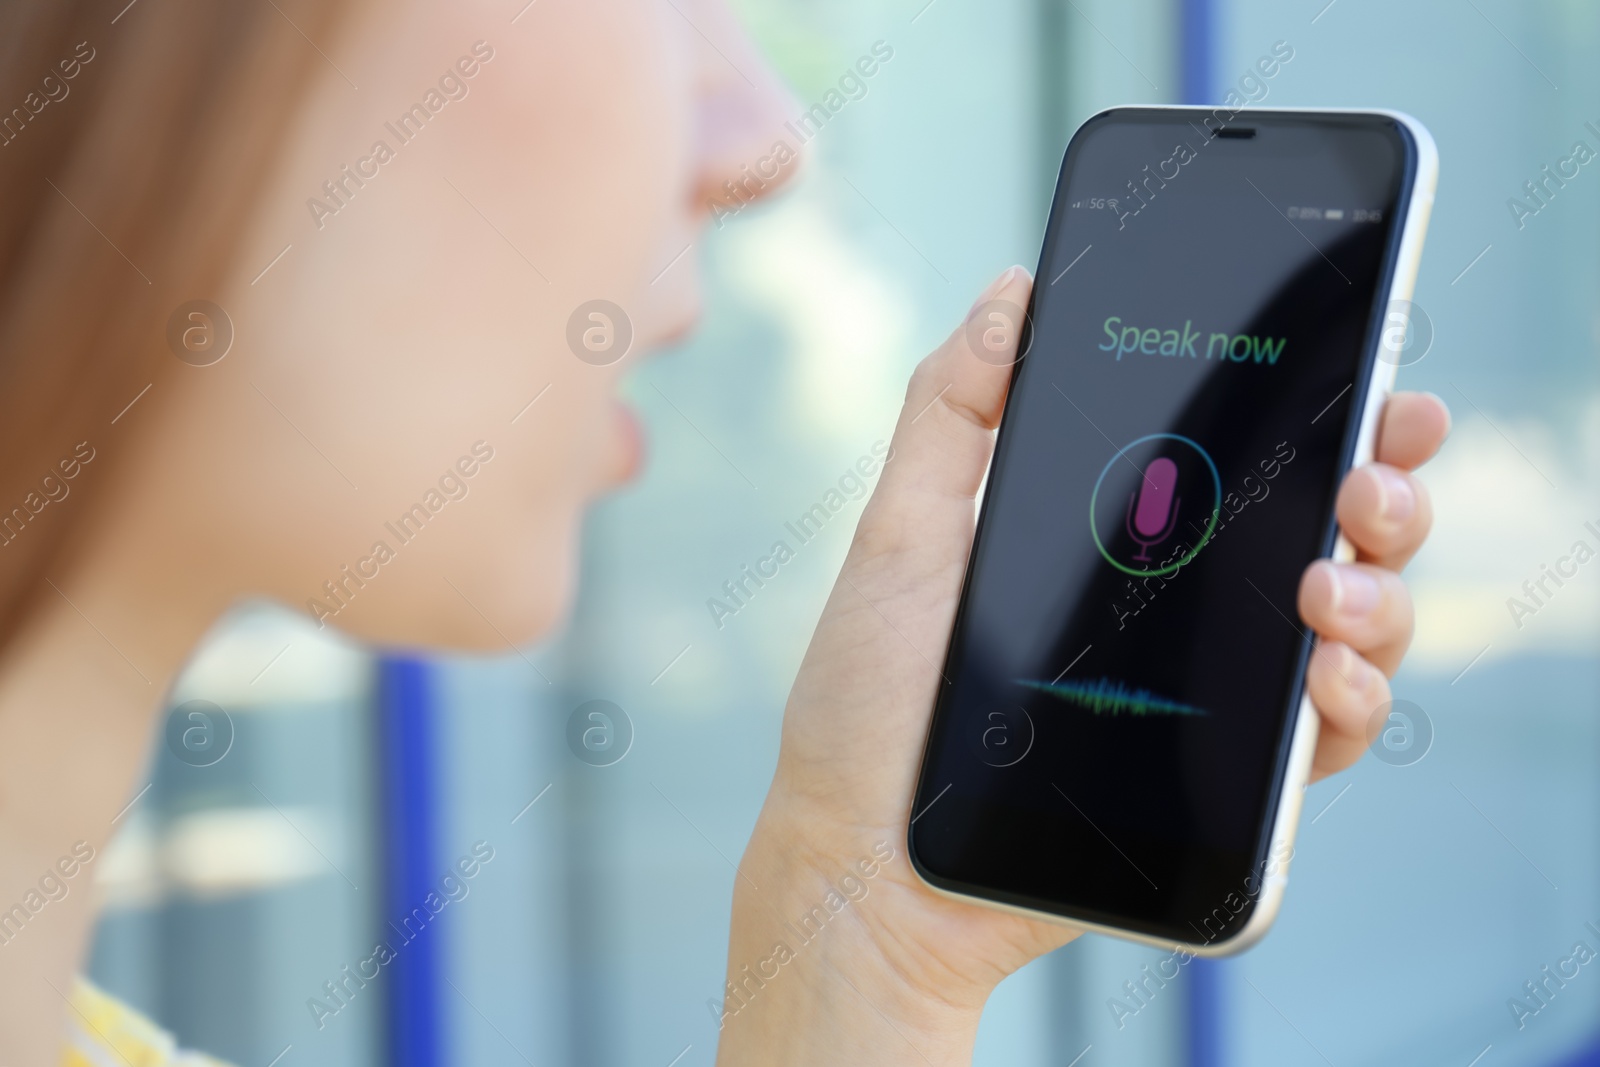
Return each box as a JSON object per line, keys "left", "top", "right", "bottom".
{"left": 317, "top": 560, "right": 573, "bottom": 660}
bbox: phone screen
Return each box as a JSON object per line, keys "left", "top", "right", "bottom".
{"left": 909, "top": 110, "right": 1416, "bottom": 944}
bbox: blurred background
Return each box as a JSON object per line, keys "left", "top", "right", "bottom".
{"left": 88, "top": 0, "right": 1600, "bottom": 1064}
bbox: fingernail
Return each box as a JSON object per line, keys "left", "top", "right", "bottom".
{"left": 1372, "top": 466, "right": 1416, "bottom": 525}
{"left": 1325, "top": 563, "right": 1381, "bottom": 616}
{"left": 967, "top": 265, "right": 1020, "bottom": 318}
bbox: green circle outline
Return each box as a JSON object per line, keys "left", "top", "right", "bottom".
{"left": 1089, "top": 433, "right": 1221, "bottom": 578}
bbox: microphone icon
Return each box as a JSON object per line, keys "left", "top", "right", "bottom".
{"left": 1125, "top": 456, "right": 1180, "bottom": 562}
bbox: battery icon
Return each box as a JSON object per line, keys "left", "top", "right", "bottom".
{"left": 1324, "top": 208, "right": 1345, "bottom": 220}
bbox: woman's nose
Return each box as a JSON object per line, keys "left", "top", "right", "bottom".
{"left": 685, "top": 1, "right": 805, "bottom": 222}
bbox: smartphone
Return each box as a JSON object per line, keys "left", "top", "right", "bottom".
{"left": 908, "top": 107, "right": 1437, "bottom": 954}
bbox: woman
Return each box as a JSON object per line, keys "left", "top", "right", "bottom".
{"left": 0, "top": 0, "right": 1447, "bottom": 1063}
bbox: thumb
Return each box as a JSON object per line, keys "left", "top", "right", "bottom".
{"left": 778, "top": 266, "right": 1034, "bottom": 810}
{"left": 854, "top": 266, "right": 1033, "bottom": 562}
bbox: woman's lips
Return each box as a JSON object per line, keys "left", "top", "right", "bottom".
{"left": 599, "top": 303, "right": 698, "bottom": 489}
{"left": 607, "top": 398, "right": 645, "bottom": 485}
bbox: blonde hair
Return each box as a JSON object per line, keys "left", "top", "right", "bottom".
{"left": 0, "top": 0, "right": 355, "bottom": 646}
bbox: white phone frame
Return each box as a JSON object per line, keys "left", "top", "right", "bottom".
{"left": 913, "top": 106, "right": 1438, "bottom": 957}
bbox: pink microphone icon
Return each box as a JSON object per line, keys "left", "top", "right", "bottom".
{"left": 1125, "top": 456, "right": 1180, "bottom": 562}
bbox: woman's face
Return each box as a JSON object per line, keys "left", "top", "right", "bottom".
{"left": 142, "top": 0, "right": 797, "bottom": 649}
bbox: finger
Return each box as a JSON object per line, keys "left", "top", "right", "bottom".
{"left": 1298, "top": 560, "right": 1413, "bottom": 676}
{"left": 1374, "top": 391, "right": 1450, "bottom": 471}
{"left": 854, "top": 266, "right": 1033, "bottom": 556}
{"left": 1335, "top": 462, "right": 1434, "bottom": 571}
{"left": 1306, "top": 640, "right": 1390, "bottom": 781}
{"left": 785, "top": 269, "right": 1034, "bottom": 804}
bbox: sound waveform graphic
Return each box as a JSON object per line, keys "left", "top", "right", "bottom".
{"left": 1019, "top": 677, "right": 1207, "bottom": 718}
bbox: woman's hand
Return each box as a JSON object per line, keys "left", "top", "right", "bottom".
{"left": 715, "top": 267, "right": 1450, "bottom": 1065}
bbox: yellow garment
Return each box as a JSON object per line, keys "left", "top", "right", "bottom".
{"left": 60, "top": 979, "right": 234, "bottom": 1067}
